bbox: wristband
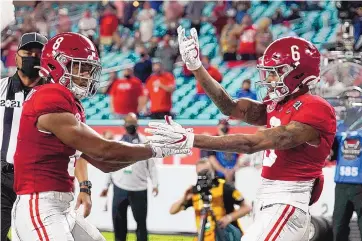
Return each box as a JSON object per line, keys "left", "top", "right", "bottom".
{"left": 79, "top": 180, "right": 92, "bottom": 189}
{"left": 80, "top": 188, "right": 91, "bottom": 195}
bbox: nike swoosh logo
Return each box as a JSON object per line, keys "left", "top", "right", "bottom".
{"left": 165, "top": 115, "right": 171, "bottom": 125}
{"left": 194, "top": 47, "right": 199, "bottom": 59}
{"left": 171, "top": 134, "right": 187, "bottom": 144}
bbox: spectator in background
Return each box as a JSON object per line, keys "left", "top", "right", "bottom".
{"left": 235, "top": 79, "right": 257, "bottom": 100}
{"left": 126, "top": 30, "right": 143, "bottom": 51}
{"left": 232, "top": 1, "right": 251, "bottom": 24}
{"left": 185, "top": 2, "right": 205, "bottom": 35}
{"left": 108, "top": 69, "right": 144, "bottom": 117}
{"left": 100, "top": 113, "right": 159, "bottom": 241}
{"left": 99, "top": 4, "right": 119, "bottom": 47}
{"left": 104, "top": 71, "right": 120, "bottom": 94}
{"left": 285, "top": 5, "right": 301, "bottom": 21}
{"left": 208, "top": 119, "right": 240, "bottom": 183}
{"left": 57, "top": 8, "right": 72, "bottom": 34}
{"left": 196, "top": 56, "right": 223, "bottom": 99}
{"left": 140, "top": 61, "right": 175, "bottom": 119}
{"left": 220, "top": 9, "right": 238, "bottom": 61}
{"left": 354, "top": 6, "right": 362, "bottom": 50}
{"left": 147, "top": 37, "right": 159, "bottom": 58}
{"left": 150, "top": 1, "right": 163, "bottom": 12}
{"left": 134, "top": 47, "right": 153, "bottom": 83}
{"left": 21, "top": 16, "right": 38, "bottom": 34}
{"left": 137, "top": 1, "right": 156, "bottom": 43}
{"left": 256, "top": 17, "right": 273, "bottom": 57}
{"left": 154, "top": 34, "right": 178, "bottom": 73}
{"left": 211, "top": 1, "right": 228, "bottom": 38}
{"left": 281, "top": 21, "right": 298, "bottom": 37}
{"left": 1, "top": 30, "right": 22, "bottom": 76}
{"left": 271, "top": 8, "right": 284, "bottom": 25}
{"left": 234, "top": 14, "right": 257, "bottom": 60}
{"left": 164, "top": 1, "right": 184, "bottom": 25}
{"left": 113, "top": 1, "right": 125, "bottom": 20}
{"left": 122, "top": 1, "right": 137, "bottom": 30}
{"left": 34, "top": 13, "right": 49, "bottom": 37}
{"left": 79, "top": 9, "right": 97, "bottom": 37}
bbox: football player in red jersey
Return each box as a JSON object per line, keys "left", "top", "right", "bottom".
{"left": 11, "top": 32, "right": 190, "bottom": 241}
{"left": 146, "top": 27, "right": 337, "bottom": 240}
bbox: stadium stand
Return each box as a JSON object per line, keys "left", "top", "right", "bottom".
{"left": 2, "top": 1, "right": 340, "bottom": 120}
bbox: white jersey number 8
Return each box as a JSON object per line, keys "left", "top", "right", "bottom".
{"left": 263, "top": 116, "right": 281, "bottom": 167}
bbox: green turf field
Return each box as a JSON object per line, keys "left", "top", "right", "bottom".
{"left": 101, "top": 232, "right": 194, "bottom": 241}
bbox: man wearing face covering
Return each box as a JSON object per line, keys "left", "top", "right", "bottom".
{"left": 1, "top": 32, "right": 47, "bottom": 241}
{"left": 208, "top": 119, "right": 240, "bottom": 184}
{"left": 100, "top": 113, "right": 159, "bottom": 241}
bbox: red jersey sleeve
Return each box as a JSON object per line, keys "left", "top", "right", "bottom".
{"left": 292, "top": 99, "right": 336, "bottom": 142}
{"left": 32, "top": 88, "right": 73, "bottom": 117}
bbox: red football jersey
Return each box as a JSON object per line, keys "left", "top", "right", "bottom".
{"left": 261, "top": 94, "right": 336, "bottom": 181}
{"left": 14, "top": 84, "right": 85, "bottom": 194}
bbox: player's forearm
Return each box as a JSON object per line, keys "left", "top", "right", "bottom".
{"left": 84, "top": 141, "right": 154, "bottom": 172}
{"left": 102, "top": 140, "right": 154, "bottom": 164}
{"left": 192, "top": 66, "right": 236, "bottom": 116}
{"left": 194, "top": 134, "right": 261, "bottom": 154}
{"left": 75, "top": 157, "right": 88, "bottom": 184}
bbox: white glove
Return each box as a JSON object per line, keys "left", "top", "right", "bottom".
{"left": 177, "top": 26, "right": 202, "bottom": 71}
{"left": 145, "top": 116, "right": 195, "bottom": 150}
{"left": 149, "top": 144, "right": 191, "bottom": 158}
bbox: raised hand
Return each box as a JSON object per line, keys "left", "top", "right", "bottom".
{"left": 177, "top": 26, "right": 202, "bottom": 71}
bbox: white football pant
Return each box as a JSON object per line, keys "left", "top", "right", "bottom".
{"left": 241, "top": 204, "right": 310, "bottom": 241}
{"left": 11, "top": 191, "right": 105, "bottom": 241}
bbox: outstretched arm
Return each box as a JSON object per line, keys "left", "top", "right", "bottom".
{"left": 37, "top": 112, "right": 185, "bottom": 172}
{"left": 194, "top": 121, "right": 320, "bottom": 154}
{"left": 177, "top": 26, "right": 266, "bottom": 126}
{"left": 192, "top": 67, "right": 267, "bottom": 126}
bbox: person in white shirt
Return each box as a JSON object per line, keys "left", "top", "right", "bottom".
{"left": 100, "top": 113, "right": 158, "bottom": 241}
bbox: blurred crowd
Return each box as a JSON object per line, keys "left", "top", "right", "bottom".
{"left": 2, "top": 1, "right": 362, "bottom": 119}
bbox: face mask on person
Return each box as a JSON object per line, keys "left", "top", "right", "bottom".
{"left": 19, "top": 56, "right": 40, "bottom": 78}
{"left": 124, "top": 74, "right": 131, "bottom": 79}
{"left": 125, "top": 125, "right": 137, "bottom": 135}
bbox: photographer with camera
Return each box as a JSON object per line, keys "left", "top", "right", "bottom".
{"left": 169, "top": 159, "right": 251, "bottom": 241}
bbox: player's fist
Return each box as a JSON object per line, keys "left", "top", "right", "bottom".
{"left": 177, "top": 26, "right": 202, "bottom": 71}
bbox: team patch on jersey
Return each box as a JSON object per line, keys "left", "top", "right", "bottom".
{"left": 342, "top": 138, "right": 361, "bottom": 160}
{"left": 293, "top": 101, "right": 302, "bottom": 110}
